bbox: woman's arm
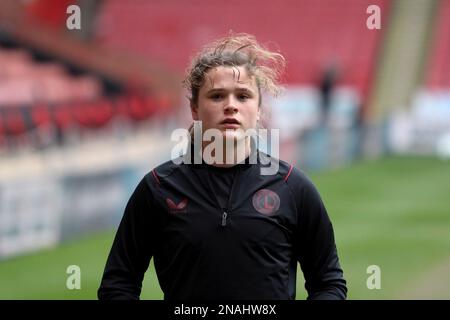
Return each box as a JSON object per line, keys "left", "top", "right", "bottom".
{"left": 290, "top": 169, "right": 348, "bottom": 300}
{"left": 98, "top": 177, "right": 157, "bottom": 300}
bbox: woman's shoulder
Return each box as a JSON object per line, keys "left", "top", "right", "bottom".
{"left": 271, "top": 157, "right": 317, "bottom": 192}
{"left": 142, "top": 157, "right": 184, "bottom": 187}
{"left": 152, "top": 158, "right": 181, "bottom": 177}
{"left": 259, "top": 151, "right": 309, "bottom": 183}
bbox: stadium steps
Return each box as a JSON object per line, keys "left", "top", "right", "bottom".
{"left": 366, "top": 0, "right": 439, "bottom": 120}
{"left": 425, "top": 0, "right": 450, "bottom": 89}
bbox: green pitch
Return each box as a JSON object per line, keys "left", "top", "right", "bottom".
{"left": 1, "top": 156, "right": 449, "bottom": 299}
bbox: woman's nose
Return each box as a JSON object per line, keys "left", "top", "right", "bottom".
{"left": 224, "top": 95, "right": 238, "bottom": 113}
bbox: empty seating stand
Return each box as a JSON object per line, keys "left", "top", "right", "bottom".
{"left": 0, "top": 45, "right": 164, "bottom": 148}
{"left": 96, "top": 0, "right": 390, "bottom": 101}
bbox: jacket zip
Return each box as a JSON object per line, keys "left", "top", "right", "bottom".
{"left": 221, "top": 166, "right": 241, "bottom": 227}
{"left": 222, "top": 211, "right": 228, "bottom": 226}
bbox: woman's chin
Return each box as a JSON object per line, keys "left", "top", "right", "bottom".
{"left": 222, "top": 130, "right": 245, "bottom": 142}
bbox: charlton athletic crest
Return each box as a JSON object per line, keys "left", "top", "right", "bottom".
{"left": 252, "top": 189, "right": 280, "bottom": 215}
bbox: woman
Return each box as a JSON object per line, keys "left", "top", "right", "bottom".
{"left": 98, "top": 33, "right": 347, "bottom": 300}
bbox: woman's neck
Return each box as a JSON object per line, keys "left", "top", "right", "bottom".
{"left": 202, "top": 137, "right": 252, "bottom": 168}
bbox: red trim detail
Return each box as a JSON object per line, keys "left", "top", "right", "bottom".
{"left": 152, "top": 170, "right": 161, "bottom": 185}
{"left": 166, "top": 197, "right": 188, "bottom": 210}
{"left": 284, "top": 164, "right": 293, "bottom": 182}
{"left": 166, "top": 198, "right": 177, "bottom": 209}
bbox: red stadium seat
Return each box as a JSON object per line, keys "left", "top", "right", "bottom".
{"left": 31, "top": 104, "right": 52, "bottom": 127}
{"left": 128, "top": 96, "right": 150, "bottom": 121}
{"left": 0, "top": 116, "right": 4, "bottom": 146}
{"left": 53, "top": 105, "right": 74, "bottom": 130}
{"left": 4, "top": 109, "right": 27, "bottom": 136}
{"left": 91, "top": 100, "right": 114, "bottom": 128}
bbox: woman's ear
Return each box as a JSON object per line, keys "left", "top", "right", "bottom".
{"left": 190, "top": 101, "right": 199, "bottom": 120}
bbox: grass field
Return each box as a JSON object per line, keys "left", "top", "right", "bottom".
{"left": 1, "top": 155, "right": 449, "bottom": 299}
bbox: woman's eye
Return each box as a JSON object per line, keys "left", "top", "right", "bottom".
{"left": 210, "top": 94, "right": 222, "bottom": 100}
{"left": 238, "top": 95, "right": 249, "bottom": 100}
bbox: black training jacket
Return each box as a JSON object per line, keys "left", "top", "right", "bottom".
{"left": 98, "top": 147, "right": 347, "bottom": 300}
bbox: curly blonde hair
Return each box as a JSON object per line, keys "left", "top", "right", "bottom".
{"left": 183, "top": 32, "right": 285, "bottom": 107}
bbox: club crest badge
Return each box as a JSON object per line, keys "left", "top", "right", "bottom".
{"left": 252, "top": 189, "right": 280, "bottom": 215}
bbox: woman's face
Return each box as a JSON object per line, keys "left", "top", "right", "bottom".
{"left": 191, "top": 66, "right": 260, "bottom": 141}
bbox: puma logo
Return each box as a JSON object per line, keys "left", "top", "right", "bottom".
{"left": 166, "top": 197, "right": 188, "bottom": 213}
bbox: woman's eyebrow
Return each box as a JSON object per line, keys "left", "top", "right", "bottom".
{"left": 206, "top": 87, "right": 255, "bottom": 94}
{"left": 206, "top": 88, "right": 226, "bottom": 94}
{"left": 235, "top": 87, "right": 255, "bottom": 94}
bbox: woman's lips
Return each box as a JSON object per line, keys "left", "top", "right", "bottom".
{"left": 221, "top": 123, "right": 241, "bottom": 129}
{"left": 220, "top": 118, "right": 241, "bottom": 129}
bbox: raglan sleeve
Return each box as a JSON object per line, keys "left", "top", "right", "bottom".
{"left": 97, "top": 175, "right": 159, "bottom": 300}
{"left": 291, "top": 169, "right": 347, "bottom": 300}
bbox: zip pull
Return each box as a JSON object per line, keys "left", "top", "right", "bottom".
{"left": 222, "top": 211, "right": 228, "bottom": 226}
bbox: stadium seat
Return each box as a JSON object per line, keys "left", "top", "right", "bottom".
{"left": 31, "top": 104, "right": 52, "bottom": 127}
{"left": 4, "top": 108, "right": 27, "bottom": 136}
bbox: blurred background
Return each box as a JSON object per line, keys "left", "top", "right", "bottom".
{"left": 0, "top": 0, "right": 449, "bottom": 300}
